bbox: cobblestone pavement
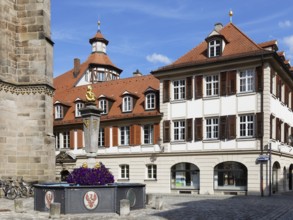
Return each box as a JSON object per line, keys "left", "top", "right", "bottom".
{"left": 0, "top": 192, "right": 293, "bottom": 220}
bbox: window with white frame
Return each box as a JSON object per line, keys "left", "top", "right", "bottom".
{"left": 122, "top": 96, "right": 132, "bottom": 112}
{"left": 206, "top": 118, "right": 219, "bottom": 139}
{"left": 174, "top": 120, "right": 185, "bottom": 141}
{"left": 63, "top": 131, "right": 70, "bottom": 148}
{"left": 120, "top": 126, "right": 130, "bottom": 145}
{"left": 145, "top": 93, "right": 156, "bottom": 110}
{"left": 120, "top": 164, "right": 129, "bottom": 179}
{"left": 206, "top": 75, "right": 219, "bottom": 96}
{"left": 55, "top": 105, "right": 63, "bottom": 119}
{"left": 239, "top": 69, "right": 254, "bottom": 92}
{"left": 173, "top": 80, "right": 185, "bottom": 100}
{"left": 144, "top": 124, "right": 154, "bottom": 144}
{"left": 209, "top": 39, "right": 221, "bottom": 57}
{"left": 239, "top": 115, "right": 254, "bottom": 137}
{"left": 75, "top": 102, "right": 84, "bottom": 117}
{"left": 99, "top": 99, "right": 108, "bottom": 114}
{"left": 98, "top": 128, "right": 104, "bottom": 147}
{"left": 146, "top": 164, "right": 157, "bottom": 179}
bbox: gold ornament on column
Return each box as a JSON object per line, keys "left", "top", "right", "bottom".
{"left": 85, "top": 85, "right": 96, "bottom": 102}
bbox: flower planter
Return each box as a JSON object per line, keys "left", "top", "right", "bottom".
{"left": 34, "top": 183, "right": 145, "bottom": 214}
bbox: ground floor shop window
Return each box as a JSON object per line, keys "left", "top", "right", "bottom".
{"left": 171, "top": 163, "right": 200, "bottom": 190}
{"left": 214, "top": 161, "right": 247, "bottom": 191}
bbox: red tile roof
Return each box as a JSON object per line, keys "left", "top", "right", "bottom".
{"left": 54, "top": 75, "right": 160, "bottom": 125}
{"left": 172, "top": 23, "right": 263, "bottom": 66}
{"left": 258, "top": 40, "right": 278, "bottom": 50}
{"left": 54, "top": 54, "right": 122, "bottom": 92}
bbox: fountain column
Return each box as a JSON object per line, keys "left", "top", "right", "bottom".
{"left": 79, "top": 86, "right": 102, "bottom": 167}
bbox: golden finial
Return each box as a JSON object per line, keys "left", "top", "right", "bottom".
{"left": 229, "top": 10, "right": 233, "bottom": 23}
{"left": 97, "top": 19, "right": 101, "bottom": 32}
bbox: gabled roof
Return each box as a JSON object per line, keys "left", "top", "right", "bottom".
{"left": 172, "top": 23, "right": 263, "bottom": 66}
{"left": 152, "top": 23, "right": 277, "bottom": 74}
{"left": 54, "top": 75, "right": 160, "bottom": 125}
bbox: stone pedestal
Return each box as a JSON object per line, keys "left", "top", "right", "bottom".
{"left": 80, "top": 102, "right": 103, "bottom": 167}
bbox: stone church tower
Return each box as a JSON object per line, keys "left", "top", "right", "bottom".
{"left": 0, "top": 0, "right": 55, "bottom": 181}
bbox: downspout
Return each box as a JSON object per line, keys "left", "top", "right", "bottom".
{"left": 260, "top": 55, "right": 264, "bottom": 197}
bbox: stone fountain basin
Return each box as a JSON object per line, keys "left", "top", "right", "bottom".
{"left": 34, "top": 183, "right": 145, "bottom": 214}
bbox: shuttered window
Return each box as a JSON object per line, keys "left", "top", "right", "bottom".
{"left": 194, "top": 118, "right": 203, "bottom": 141}
{"left": 186, "top": 77, "right": 193, "bottom": 100}
{"left": 163, "top": 120, "right": 170, "bottom": 143}
{"left": 186, "top": 118, "right": 193, "bottom": 142}
{"left": 255, "top": 66, "right": 263, "bottom": 92}
{"left": 219, "top": 116, "right": 227, "bottom": 139}
{"left": 163, "top": 80, "right": 170, "bottom": 103}
{"left": 228, "top": 115, "right": 236, "bottom": 139}
{"left": 195, "top": 76, "right": 203, "bottom": 99}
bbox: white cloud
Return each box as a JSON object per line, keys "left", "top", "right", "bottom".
{"left": 146, "top": 53, "right": 172, "bottom": 64}
{"left": 278, "top": 20, "right": 292, "bottom": 28}
{"left": 283, "top": 35, "right": 293, "bottom": 63}
{"left": 284, "top": 35, "right": 293, "bottom": 52}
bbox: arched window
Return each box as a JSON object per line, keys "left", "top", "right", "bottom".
{"left": 214, "top": 161, "right": 247, "bottom": 191}
{"left": 171, "top": 163, "right": 200, "bottom": 190}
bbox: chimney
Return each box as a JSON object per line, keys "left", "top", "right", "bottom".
{"left": 133, "top": 69, "right": 143, "bottom": 77}
{"left": 214, "top": 23, "right": 223, "bottom": 32}
{"left": 73, "top": 58, "right": 80, "bottom": 78}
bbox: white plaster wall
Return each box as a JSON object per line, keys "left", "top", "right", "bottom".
{"left": 271, "top": 97, "right": 293, "bottom": 126}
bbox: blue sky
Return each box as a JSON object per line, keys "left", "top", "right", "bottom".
{"left": 51, "top": 0, "right": 293, "bottom": 78}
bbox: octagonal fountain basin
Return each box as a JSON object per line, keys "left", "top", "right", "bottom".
{"left": 34, "top": 183, "right": 145, "bottom": 214}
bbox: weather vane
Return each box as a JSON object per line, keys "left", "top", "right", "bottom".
{"left": 229, "top": 10, "right": 233, "bottom": 23}
{"left": 97, "top": 19, "right": 101, "bottom": 32}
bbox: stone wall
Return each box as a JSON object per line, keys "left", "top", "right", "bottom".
{"left": 0, "top": 0, "right": 55, "bottom": 182}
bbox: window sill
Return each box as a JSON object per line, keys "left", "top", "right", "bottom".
{"left": 117, "top": 178, "right": 129, "bottom": 182}
{"left": 236, "top": 92, "right": 256, "bottom": 97}
{"left": 170, "top": 141, "right": 185, "bottom": 145}
{"left": 203, "top": 96, "right": 219, "bottom": 100}
{"left": 144, "top": 179, "right": 157, "bottom": 182}
{"left": 141, "top": 144, "right": 154, "bottom": 147}
{"left": 236, "top": 137, "right": 256, "bottom": 142}
{"left": 118, "top": 145, "right": 130, "bottom": 148}
{"left": 170, "top": 99, "right": 186, "bottom": 104}
{"left": 203, "top": 139, "right": 220, "bottom": 143}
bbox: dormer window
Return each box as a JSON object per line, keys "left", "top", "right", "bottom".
{"left": 145, "top": 93, "right": 156, "bottom": 110}
{"left": 209, "top": 39, "right": 221, "bottom": 57}
{"left": 75, "top": 101, "right": 84, "bottom": 117}
{"left": 122, "top": 96, "right": 133, "bottom": 112}
{"left": 55, "top": 104, "right": 63, "bottom": 119}
{"left": 99, "top": 99, "right": 108, "bottom": 114}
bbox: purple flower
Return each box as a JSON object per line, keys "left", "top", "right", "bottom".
{"left": 67, "top": 162, "right": 114, "bottom": 185}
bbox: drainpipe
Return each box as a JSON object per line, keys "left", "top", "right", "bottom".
{"left": 260, "top": 58, "right": 264, "bottom": 197}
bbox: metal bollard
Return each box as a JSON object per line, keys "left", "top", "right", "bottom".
{"left": 120, "top": 199, "right": 130, "bottom": 216}
{"left": 49, "top": 202, "right": 61, "bottom": 219}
